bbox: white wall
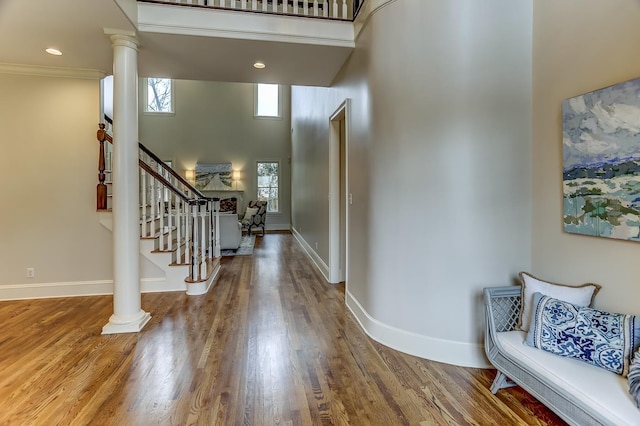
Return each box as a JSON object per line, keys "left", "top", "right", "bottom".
{"left": 531, "top": 0, "right": 640, "bottom": 315}
{"left": 292, "top": 0, "right": 532, "bottom": 367}
{"left": 138, "top": 79, "right": 292, "bottom": 229}
{"left": 0, "top": 72, "right": 165, "bottom": 300}
{"left": 0, "top": 73, "right": 114, "bottom": 296}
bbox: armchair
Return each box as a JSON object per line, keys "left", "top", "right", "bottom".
{"left": 241, "top": 200, "right": 267, "bottom": 235}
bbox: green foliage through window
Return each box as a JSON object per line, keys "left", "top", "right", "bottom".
{"left": 257, "top": 162, "right": 279, "bottom": 213}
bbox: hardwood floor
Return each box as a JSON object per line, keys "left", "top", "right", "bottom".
{"left": 0, "top": 233, "right": 565, "bottom": 425}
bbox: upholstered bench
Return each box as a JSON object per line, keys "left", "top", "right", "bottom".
{"left": 484, "top": 285, "right": 640, "bottom": 426}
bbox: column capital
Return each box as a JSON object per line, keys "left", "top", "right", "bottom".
{"left": 110, "top": 34, "right": 139, "bottom": 51}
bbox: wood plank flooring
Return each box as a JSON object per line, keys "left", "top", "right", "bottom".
{"left": 0, "top": 233, "right": 565, "bottom": 425}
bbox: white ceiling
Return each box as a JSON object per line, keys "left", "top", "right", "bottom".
{"left": 0, "top": 0, "right": 355, "bottom": 86}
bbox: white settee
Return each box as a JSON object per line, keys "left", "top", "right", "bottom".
{"left": 219, "top": 213, "right": 242, "bottom": 250}
{"left": 484, "top": 286, "right": 640, "bottom": 426}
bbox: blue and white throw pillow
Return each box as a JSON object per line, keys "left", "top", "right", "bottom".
{"left": 525, "top": 292, "right": 640, "bottom": 376}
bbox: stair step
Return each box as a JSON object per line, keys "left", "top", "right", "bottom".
{"left": 170, "top": 251, "right": 189, "bottom": 266}
{"left": 141, "top": 226, "right": 176, "bottom": 240}
{"left": 151, "top": 238, "right": 185, "bottom": 253}
{"left": 185, "top": 257, "right": 220, "bottom": 284}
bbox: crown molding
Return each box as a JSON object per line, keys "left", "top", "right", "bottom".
{"left": 0, "top": 63, "right": 106, "bottom": 80}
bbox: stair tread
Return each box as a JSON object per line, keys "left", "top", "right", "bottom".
{"left": 151, "top": 238, "right": 185, "bottom": 253}
{"left": 141, "top": 226, "right": 176, "bottom": 240}
{"left": 185, "top": 257, "right": 221, "bottom": 283}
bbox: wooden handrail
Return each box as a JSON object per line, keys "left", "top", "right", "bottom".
{"left": 138, "top": 142, "right": 206, "bottom": 199}
{"left": 102, "top": 116, "right": 205, "bottom": 199}
{"left": 138, "top": 161, "right": 192, "bottom": 202}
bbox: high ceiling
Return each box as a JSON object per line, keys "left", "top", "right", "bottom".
{"left": 0, "top": 0, "right": 354, "bottom": 86}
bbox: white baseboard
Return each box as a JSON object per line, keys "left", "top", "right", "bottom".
{"left": 186, "top": 262, "right": 221, "bottom": 296}
{"left": 0, "top": 277, "right": 182, "bottom": 301}
{"left": 291, "top": 226, "right": 330, "bottom": 281}
{"left": 265, "top": 223, "right": 291, "bottom": 231}
{"left": 345, "top": 289, "right": 491, "bottom": 369}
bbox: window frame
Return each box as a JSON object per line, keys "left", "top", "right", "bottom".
{"left": 143, "top": 77, "right": 175, "bottom": 115}
{"left": 256, "top": 160, "right": 280, "bottom": 214}
{"left": 253, "top": 83, "right": 282, "bottom": 119}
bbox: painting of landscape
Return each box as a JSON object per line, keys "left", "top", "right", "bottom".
{"left": 195, "top": 162, "right": 232, "bottom": 191}
{"left": 562, "top": 77, "right": 640, "bottom": 241}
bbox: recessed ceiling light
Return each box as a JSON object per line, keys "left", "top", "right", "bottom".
{"left": 253, "top": 62, "right": 266, "bottom": 69}
{"left": 45, "top": 48, "right": 63, "bottom": 56}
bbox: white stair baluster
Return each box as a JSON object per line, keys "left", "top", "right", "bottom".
{"left": 185, "top": 201, "right": 192, "bottom": 268}
{"left": 322, "top": 0, "right": 328, "bottom": 17}
{"left": 141, "top": 169, "right": 147, "bottom": 236}
{"left": 272, "top": 0, "right": 278, "bottom": 13}
{"left": 252, "top": 0, "right": 257, "bottom": 10}
{"left": 207, "top": 201, "right": 214, "bottom": 260}
{"left": 167, "top": 192, "right": 174, "bottom": 253}
{"left": 262, "top": 0, "right": 267, "bottom": 11}
{"left": 190, "top": 202, "right": 198, "bottom": 281}
{"left": 220, "top": 0, "right": 225, "bottom": 8}
{"left": 176, "top": 198, "right": 182, "bottom": 264}
{"left": 214, "top": 201, "right": 221, "bottom": 257}
{"left": 293, "top": 0, "right": 299, "bottom": 14}
{"left": 159, "top": 181, "right": 165, "bottom": 250}
{"left": 342, "top": 0, "right": 347, "bottom": 19}
{"left": 150, "top": 177, "right": 157, "bottom": 238}
{"left": 332, "top": 0, "right": 338, "bottom": 18}
{"left": 200, "top": 204, "right": 206, "bottom": 278}
{"left": 303, "top": 0, "right": 308, "bottom": 15}
{"left": 241, "top": 0, "right": 247, "bottom": 9}
{"left": 313, "top": 0, "right": 318, "bottom": 16}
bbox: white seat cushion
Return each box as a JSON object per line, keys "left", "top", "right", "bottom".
{"left": 497, "top": 331, "right": 639, "bottom": 426}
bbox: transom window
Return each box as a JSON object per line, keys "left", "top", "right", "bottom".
{"left": 257, "top": 161, "right": 279, "bottom": 213}
{"left": 144, "top": 77, "right": 174, "bottom": 114}
{"left": 254, "top": 84, "right": 280, "bottom": 118}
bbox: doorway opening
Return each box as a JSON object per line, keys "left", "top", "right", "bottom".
{"left": 328, "top": 99, "right": 350, "bottom": 284}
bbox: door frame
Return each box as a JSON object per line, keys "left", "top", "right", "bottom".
{"left": 328, "top": 99, "right": 350, "bottom": 284}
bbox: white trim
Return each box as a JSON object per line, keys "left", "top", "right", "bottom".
{"left": 138, "top": 3, "right": 355, "bottom": 48}
{"left": 291, "top": 226, "right": 330, "bottom": 282}
{"left": 266, "top": 223, "right": 291, "bottom": 231}
{"left": 328, "top": 99, "right": 350, "bottom": 284}
{"left": 102, "top": 310, "right": 151, "bottom": 334}
{"left": 0, "top": 63, "right": 106, "bottom": 80}
{"left": 186, "top": 262, "right": 221, "bottom": 296}
{"left": 0, "top": 277, "right": 178, "bottom": 301}
{"left": 353, "top": 0, "right": 397, "bottom": 42}
{"left": 345, "top": 290, "right": 491, "bottom": 368}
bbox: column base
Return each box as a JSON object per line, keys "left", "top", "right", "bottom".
{"left": 101, "top": 309, "right": 151, "bottom": 334}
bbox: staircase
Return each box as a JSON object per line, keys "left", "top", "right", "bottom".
{"left": 96, "top": 122, "right": 221, "bottom": 295}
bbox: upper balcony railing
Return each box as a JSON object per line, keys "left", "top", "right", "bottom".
{"left": 139, "top": 0, "right": 362, "bottom": 21}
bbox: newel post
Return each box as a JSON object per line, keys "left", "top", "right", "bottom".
{"left": 96, "top": 123, "right": 108, "bottom": 210}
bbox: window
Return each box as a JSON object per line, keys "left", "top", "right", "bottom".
{"left": 144, "top": 78, "right": 173, "bottom": 114}
{"left": 254, "top": 83, "right": 280, "bottom": 118}
{"left": 257, "top": 162, "right": 279, "bottom": 213}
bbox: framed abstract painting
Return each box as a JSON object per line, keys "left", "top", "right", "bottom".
{"left": 562, "top": 77, "right": 640, "bottom": 241}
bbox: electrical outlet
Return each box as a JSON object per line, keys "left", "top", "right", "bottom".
{"left": 26, "top": 268, "right": 35, "bottom": 278}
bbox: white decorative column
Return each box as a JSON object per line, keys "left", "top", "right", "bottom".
{"left": 102, "top": 34, "right": 151, "bottom": 334}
